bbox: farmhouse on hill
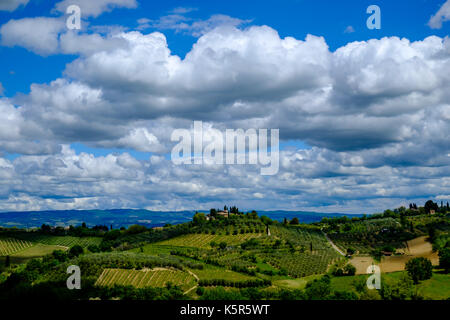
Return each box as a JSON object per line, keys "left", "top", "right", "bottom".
{"left": 217, "top": 209, "right": 229, "bottom": 218}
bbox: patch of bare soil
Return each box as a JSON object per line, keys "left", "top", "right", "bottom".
{"left": 350, "top": 236, "right": 438, "bottom": 273}
{"left": 350, "top": 256, "right": 375, "bottom": 274}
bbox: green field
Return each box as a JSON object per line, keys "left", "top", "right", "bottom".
{"left": 95, "top": 268, "right": 196, "bottom": 291}
{"left": 11, "top": 243, "right": 67, "bottom": 258}
{"left": 329, "top": 272, "right": 450, "bottom": 300}
{"left": 0, "top": 237, "right": 34, "bottom": 256}
{"left": 273, "top": 274, "right": 322, "bottom": 290}
{"left": 189, "top": 265, "right": 257, "bottom": 282}
{"left": 157, "top": 233, "right": 262, "bottom": 248}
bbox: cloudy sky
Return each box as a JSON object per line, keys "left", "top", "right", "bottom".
{"left": 0, "top": 0, "right": 449, "bottom": 214}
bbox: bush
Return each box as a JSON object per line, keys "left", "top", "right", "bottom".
{"left": 332, "top": 268, "right": 344, "bottom": 276}
{"left": 52, "top": 250, "right": 68, "bottom": 262}
{"left": 196, "top": 287, "right": 205, "bottom": 296}
{"left": 344, "top": 264, "right": 356, "bottom": 276}
{"left": 439, "top": 247, "right": 450, "bottom": 273}
{"left": 104, "top": 230, "right": 121, "bottom": 241}
{"left": 68, "top": 245, "right": 84, "bottom": 258}
{"left": 405, "top": 257, "right": 433, "bottom": 284}
{"left": 305, "top": 275, "right": 331, "bottom": 300}
{"left": 126, "top": 225, "right": 147, "bottom": 235}
{"left": 87, "top": 245, "right": 100, "bottom": 253}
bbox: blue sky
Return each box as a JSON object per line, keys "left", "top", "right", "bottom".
{"left": 0, "top": 0, "right": 449, "bottom": 213}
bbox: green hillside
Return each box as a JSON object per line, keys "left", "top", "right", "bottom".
{"left": 0, "top": 203, "right": 449, "bottom": 300}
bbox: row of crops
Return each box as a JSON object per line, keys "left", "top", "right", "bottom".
{"left": 191, "top": 267, "right": 256, "bottom": 282}
{"left": 270, "top": 225, "right": 332, "bottom": 250}
{"left": 259, "top": 250, "right": 341, "bottom": 278}
{"left": 95, "top": 268, "right": 195, "bottom": 290}
{"left": 162, "top": 225, "right": 342, "bottom": 278}
{"left": 0, "top": 238, "right": 34, "bottom": 256}
{"left": 157, "top": 233, "right": 262, "bottom": 248}
{"left": 328, "top": 218, "right": 410, "bottom": 253}
{"left": 13, "top": 234, "right": 102, "bottom": 248}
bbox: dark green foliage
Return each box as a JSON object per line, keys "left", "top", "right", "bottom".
{"left": 103, "top": 230, "right": 121, "bottom": 241}
{"left": 200, "top": 287, "right": 244, "bottom": 300}
{"left": 424, "top": 200, "right": 439, "bottom": 214}
{"left": 305, "top": 275, "right": 331, "bottom": 300}
{"left": 87, "top": 245, "right": 100, "bottom": 253}
{"left": 329, "top": 290, "right": 358, "bottom": 300}
{"left": 438, "top": 247, "right": 450, "bottom": 273}
{"left": 68, "top": 245, "right": 84, "bottom": 258}
{"left": 344, "top": 263, "right": 356, "bottom": 276}
{"left": 196, "top": 286, "right": 205, "bottom": 296}
{"left": 380, "top": 273, "right": 415, "bottom": 300}
{"left": 126, "top": 225, "right": 147, "bottom": 235}
{"left": 198, "top": 279, "right": 271, "bottom": 288}
{"left": 405, "top": 257, "right": 433, "bottom": 284}
{"left": 52, "top": 250, "right": 68, "bottom": 262}
{"left": 193, "top": 212, "right": 207, "bottom": 226}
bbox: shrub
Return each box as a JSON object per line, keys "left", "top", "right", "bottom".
{"left": 439, "top": 247, "right": 450, "bottom": 273}
{"left": 344, "top": 264, "right": 356, "bottom": 276}
{"left": 68, "top": 245, "right": 84, "bottom": 258}
{"left": 405, "top": 257, "right": 433, "bottom": 284}
{"left": 126, "top": 225, "right": 147, "bottom": 235}
{"left": 87, "top": 245, "right": 100, "bottom": 253}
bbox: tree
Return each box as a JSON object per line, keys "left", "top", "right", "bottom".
{"left": 193, "top": 212, "right": 207, "bottom": 226}
{"left": 380, "top": 273, "right": 414, "bottom": 300}
{"left": 52, "top": 250, "right": 68, "bottom": 262}
{"left": 305, "top": 275, "right": 331, "bottom": 300}
{"left": 438, "top": 248, "right": 450, "bottom": 273}
{"left": 68, "top": 245, "right": 84, "bottom": 258}
{"left": 346, "top": 247, "right": 355, "bottom": 256}
{"left": 344, "top": 263, "right": 356, "bottom": 276}
{"left": 4, "top": 255, "right": 10, "bottom": 268}
{"left": 260, "top": 215, "right": 273, "bottom": 225}
{"left": 290, "top": 217, "right": 299, "bottom": 225}
{"left": 127, "top": 224, "right": 147, "bottom": 234}
{"left": 331, "top": 267, "right": 344, "bottom": 276}
{"left": 405, "top": 257, "right": 433, "bottom": 284}
{"left": 87, "top": 245, "right": 100, "bottom": 253}
{"left": 424, "top": 200, "right": 438, "bottom": 213}
{"left": 219, "top": 242, "right": 227, "bottom": 250}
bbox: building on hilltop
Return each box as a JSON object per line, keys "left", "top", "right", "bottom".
{"left": 217, "top": 210, "right": 229, "bottom": 218}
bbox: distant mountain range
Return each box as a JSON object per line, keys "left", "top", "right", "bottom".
{"left": 0, "top": 209, "right": 361, "bottom": 229}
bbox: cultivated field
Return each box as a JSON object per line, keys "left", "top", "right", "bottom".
{"left": 189, "top": 266, "right": 256, "bottom": 282}
{"left": 350, "top": 236, "right": 439, "bottom": 274}
{"left": 263, "top": 250, "right": 341, "bottom": 277}
{"left": 329, "top": 218, "right": 407, "bottom": 254}
{"left": 0, "top": 237, "right": 34, "bottom": 256}
{"left": 14, "top": 234, "right": 102, "bottom": 248}
{"left": 95, "top": 268, "right": 196, "bottom": 290}
{"left": 157, "top": 233, "right": 262, "bottom": 248}
{"left": 10, "top": 243, "right": 67, "bottom": 260}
